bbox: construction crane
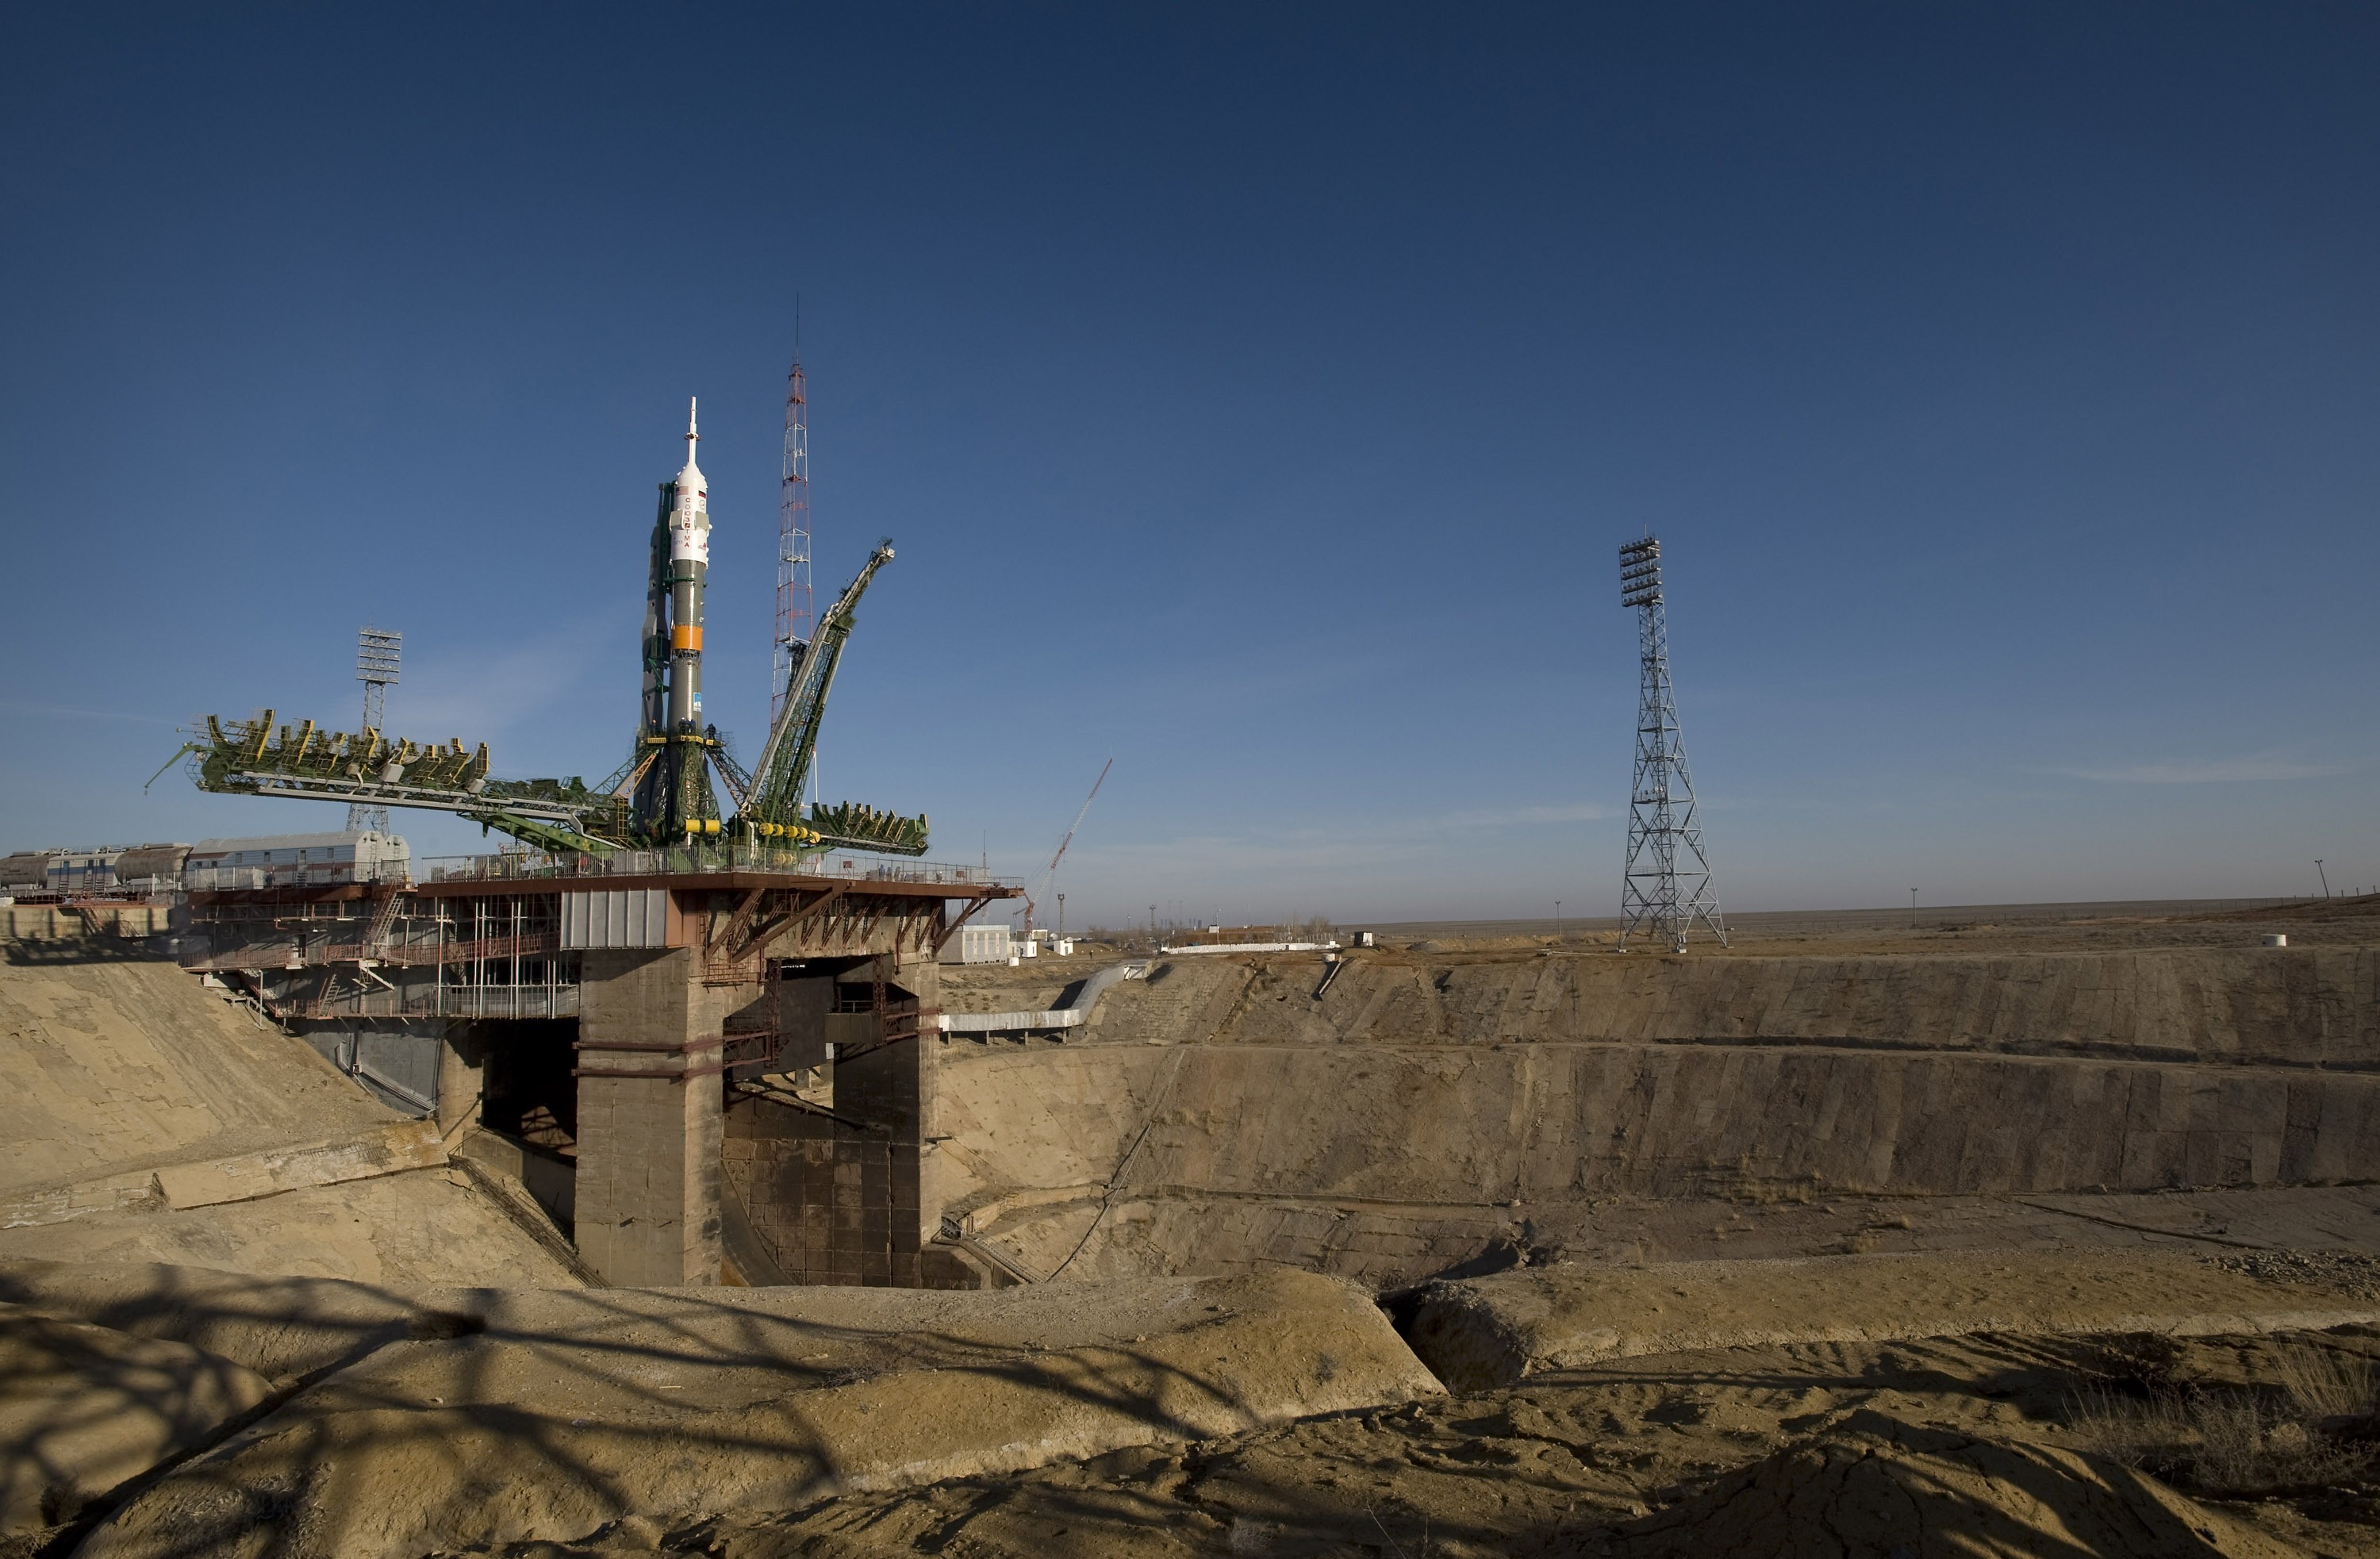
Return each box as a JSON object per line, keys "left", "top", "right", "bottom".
{"left": 1020, "top": 758, "right": 1111, "bottom": 939}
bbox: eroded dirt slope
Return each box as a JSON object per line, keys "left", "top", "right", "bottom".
{"left": 0, "top": 948, "right": 391, "bottom": 1195}
{"left": 0, "top": 940, "right": 581, "bottom": 1290}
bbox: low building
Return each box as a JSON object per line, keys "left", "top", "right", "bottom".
{"left": 47, "top": 847, "right": 123, "bottom": 895}
{"left": 940, "top": 922, "right": 1015, "bottom": 966}
{"left": 186, "top": 831, "right": 409, "bottom": 892}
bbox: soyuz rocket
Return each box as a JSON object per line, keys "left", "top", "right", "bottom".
{"left": 666, "top": 400, "right": 709, "bottom": 729}
{"left": 642, "top": 401, "right": 711, "bottom": 737}
{"left": 632, "top": 401, "right": 719, "bottom": 838}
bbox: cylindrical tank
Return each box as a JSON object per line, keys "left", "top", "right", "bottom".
{"left": 113, "top": 843, "right": 190, "bottom": 886}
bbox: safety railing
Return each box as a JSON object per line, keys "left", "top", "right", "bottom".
{"left": 273, "top": 984, "right": 581, "bottom": 1021}
{"left": 186, "top": 862, "right": 409, "bottom": 892}
{"left": 420, "top": 845, "right": 1008, "bottom": 888}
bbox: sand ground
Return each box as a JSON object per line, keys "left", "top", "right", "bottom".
{"left": 9, "top": 900, "right": 2380, "bottom": 1557}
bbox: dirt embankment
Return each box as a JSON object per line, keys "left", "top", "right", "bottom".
{"left": 1401, "top": 1246, "right": 2380, "bottom": 1391}
{"left": 0, "top": 951, "right": 391, "bottom": 1196}
{"left": 506, "top": 1305, "right": 2380, "bottom": 1557}
{"left": 0, "top": 940, "right": 579, "bottom": 1289}
{"left": 3, "top": 1260, "right": 1435, "bottom": 1557}
{"left": 22, "top": 1248, "right": 2380, "bottom": 1557}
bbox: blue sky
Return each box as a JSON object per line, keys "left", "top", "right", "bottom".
{"left": 2, "top": 4, "right": 2374, "bottom": 924}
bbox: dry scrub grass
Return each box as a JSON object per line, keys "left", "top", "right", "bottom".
{"left": 2070, "top": 1334, "right": 2380, "bottom": 1496}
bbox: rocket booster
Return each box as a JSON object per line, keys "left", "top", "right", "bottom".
{"left": 666, "top": 399, "right": 711, "bottom": 730}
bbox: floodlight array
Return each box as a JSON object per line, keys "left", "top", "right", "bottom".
{"left": 356, "top": 628, "right": 403, "bottom": 685}
{"left": 1619, "top": 540, "right": 1663, "bottom": 609}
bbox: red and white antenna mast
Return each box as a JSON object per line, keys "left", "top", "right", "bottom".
{"left": 772, "top": 344, "right": 812, "bottom": 722}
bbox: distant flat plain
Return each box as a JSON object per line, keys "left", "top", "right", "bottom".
{"left": 1359, "top": 896, "right": 2352, "bottom": 950}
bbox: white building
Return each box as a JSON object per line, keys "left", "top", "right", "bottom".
{"left": 186, "top": 831, "right": 409, "bottom": 892}
{"left": 47, "top": 848, "right": 123, "bottom": 894}
{"left": 939, "top": 923, "right": 1015, "bottom": 966}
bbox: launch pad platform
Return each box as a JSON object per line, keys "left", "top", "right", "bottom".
{"left": 183, "top": 853, "right": 1019, "bottom": 1288}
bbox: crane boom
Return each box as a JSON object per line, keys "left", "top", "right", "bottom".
{"left": 1023, "top": 757, "right": 1112, "bottom": 935}
{"left": 743, "top": 540, "right": 895, "bottom": 825}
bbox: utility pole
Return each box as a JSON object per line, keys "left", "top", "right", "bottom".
{"left": 1910, "top": 889, "right": 1917, "bottom": 928}
{"left": 1617, "top": 536, "right": 1726, "bottom": 952}
{"left": 347, "top": 627, "right": 401, "bottom": 835}
{"left": 2317, "top": 860, "right": 2331, "bottom": 899}
{"left": 1554, "top": 900, "right": 1562, "bottom": 938}
{"left": 1057, "top": 893, "right": 1065, "bottom": 940}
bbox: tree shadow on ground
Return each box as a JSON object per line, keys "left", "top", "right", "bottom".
{"left": 2, "top": 933, "right": 172, "bottom": 967}
{"left": 0, "top": 1261, "right": 1334, "bottom": 1559}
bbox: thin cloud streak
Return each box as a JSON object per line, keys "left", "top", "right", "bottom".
{"left": 1442, "top": 802, "right": 1617, "bottom": 827}
{"left": 1089, "top": 799, "right": 1615, "bottom": 875}
{"left": 390, "top": 622, "right": 617, "bottom": 748}
{"left": 0, "top": 701, "right": 180, "bottom": 727}
{"left": 2053, "top": 756, "right": 2349, "bottom": 785}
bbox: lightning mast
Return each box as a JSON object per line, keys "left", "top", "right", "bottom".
{"left": 1617, "top": 537, "right": 1726, "bottom": 952}
{"left": 774, "top": 350, "right": 812, "bottom": 723}
{"left": 345, "top": 626, "right": 401, "bottom": 835}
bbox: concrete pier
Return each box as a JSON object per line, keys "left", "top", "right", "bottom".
{"left": 570, "top": 948, "right": 735, "bottom": 1286}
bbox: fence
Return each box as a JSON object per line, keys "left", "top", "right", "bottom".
{"left": 421, "top": 845, "right": 1007, "bottom": 889}
{"left": 186, "top": 862, "right": 408, "bottom": 892}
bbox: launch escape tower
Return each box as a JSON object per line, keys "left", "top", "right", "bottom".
{"left": 1618, "top": 536, "right": 1727, "bottom": 952}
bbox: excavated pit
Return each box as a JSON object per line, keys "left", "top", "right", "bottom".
{"left": 930, "top": 920, "right": 2380, "bottom": 1288}
{"left": 12, "top": 904, "right": 2380, "bottom": 1557}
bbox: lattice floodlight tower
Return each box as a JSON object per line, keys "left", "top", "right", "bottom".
{"left": 345, "top": 627, "right": 401, "bottom": 835}
{"left": 1618, "top": 536, "right": 1727, "bottom": 952}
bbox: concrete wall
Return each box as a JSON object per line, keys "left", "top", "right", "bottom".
{"left": 1119, "top": 1043, "right": 2380, "bottom": 1201}
{"left": 1211, "top": 947, "right": 2380, "bottom": 1065}
{"left": 721, "top": 951, "right": 957, "bottom": 1286}
{"left": 723, "top": 1097, "right": 909, "bottom": 1284}
{"left": 1, "top": 904, "right": 169, "bottom": 940}
{"left": 930, "top": 947, "right": 2380, "bottom": 1285}
{"left": 294, "top": 1020, "right": 459, "bottom": 1117}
